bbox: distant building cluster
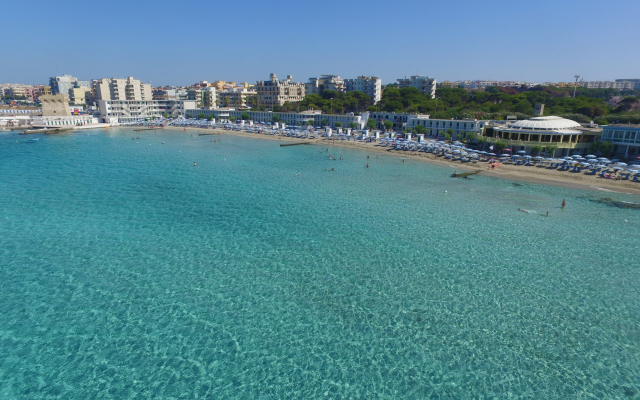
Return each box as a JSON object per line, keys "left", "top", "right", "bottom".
{"left": 2, "top": 70, "right": 640, "bottom": 127}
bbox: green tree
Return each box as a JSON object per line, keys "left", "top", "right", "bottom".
{"left": 446, "top": 128, "right": 454, "bottom": 141}
{"left": 438, "top": 130, "right": 445, "bottom": 139}
{"left": 367, "top": 119, "right": 376, "bottom": 130}
{"left": 241, "top": 112, "right": 250, "bottom": 121}
{"left": 229, "top": 116, "right": 236, "bottom": 122}
{"left": 599, "top": 141, "right": 613, "bottom": 156}
{"left": 544, "top": 144, "right": 558, "bottom": 157}
{"left": 272, "top": 115, "right": 280, "bottom": 123}
{"left": 321, "top": 118, "right": 328, "bottom": 126}
{"left": 207, "top": 114, "right": 213, "bottom": 121}
{"left": 383, "top": 121, "right": 393, "bottom": 131}
{"left": 530, "top": 144, "right": 543, "bottom": 156}
{"left": 466, "top": 131, "right": 476, "bottom": 143}
{"left": 335, "top": 122, "right": 342, "bottom": 127}
{"left": 306, "top": 119, "right": 314, "bottom": 126}
{"left": 494, "top": 140, "right": 508, "bottom": 152}
{"left": 162, "top": 113, "right": 168, "bottom": 118}
{"left": 349, "top": 122, "right": 358, "bottom": 129}
{"left": 197, "top": 113, "right": 206, "bottom": 119}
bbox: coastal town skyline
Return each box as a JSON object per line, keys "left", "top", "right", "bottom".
{"left": 3, "top": 0, "right": 639, "bottom": 85}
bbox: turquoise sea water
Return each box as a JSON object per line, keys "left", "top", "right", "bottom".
{"left": 1, "top": 128, "right": 639, "bottom": 399}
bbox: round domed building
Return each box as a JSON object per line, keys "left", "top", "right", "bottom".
{"left": 484, "top": 116, "right": 601, "bottom": 157}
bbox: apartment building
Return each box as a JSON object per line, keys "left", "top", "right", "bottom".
{"left": 397, "top": 76, "right": 437, "bottom": 98}
{"left": 306, "top": 75, "right": 345, "bottom": 95}
{"left": 187, "top": 87, "right": 218, "bottom": 109}
{"left": 616, "top": 79, "right": 640, "bottom": 89}
{"left": 344, "top": 76, "right": 381, "bottom": 104}
{"left": 97, "top": 99, "right": 196, "bottom": 122}
{"left": 218, "top": 87, "right": 256, "bottom": 108}
{"left": 91, "top": 77, "right": 152, "bottom": 101}
{"left": 49, "top": 75, "right": 87, "bottom": 95}
{"left": 256, "top": 74, "right": 305, "bottom": 107}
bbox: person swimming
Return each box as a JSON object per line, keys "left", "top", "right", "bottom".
{"left": 561, "top": 199, "right": 566, "bottom": 209}
{"left": 366, "top": 163, "right": 369, "bottom": 168}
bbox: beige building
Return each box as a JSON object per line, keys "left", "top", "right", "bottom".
{"left": 256, "top": 73, "right": 305, "bottom": 107}
{"left": 91, "top": 77, "right": 152, "bottom": 101}
{"left": 69, "top": 87, "right": 91, "bottom": 105}
{"left": 218, "top": 87, "right": 257, "bottom": 108}
{"left": 40, "top": 94, "right": 71, "bottom": 117}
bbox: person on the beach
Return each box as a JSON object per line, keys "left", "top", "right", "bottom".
{"left": 562, "top": 199, "right": 566, "bottom": 209}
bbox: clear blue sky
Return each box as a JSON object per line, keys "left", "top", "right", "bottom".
{"left": 3, "top": 0, "right": 639, "bottom": 86}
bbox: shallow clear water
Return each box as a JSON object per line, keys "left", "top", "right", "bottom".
{"left": 1, "top": 128, "right": 639, "bottom": 399}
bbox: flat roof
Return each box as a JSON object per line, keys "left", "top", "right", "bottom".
{"left": 604, "top": 124, "right": 640, "bottom": 128}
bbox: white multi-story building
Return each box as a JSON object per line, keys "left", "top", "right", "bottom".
{"left": 616, "top": 79, "right": 640, "bottom": 89}
{"left": 344, "top": 76, "right": 381, "bottom": 104}
{"left": 256, "top": 74, "right": 306, "bottom": 107}
{"left": 185, "top": 109, "right": 365, "bottom": 129}
{"left": 97, "top": 100, "right": 196, "bottom": 122}
{"left": 306, "top": 75, "right": 345, "bottom": 95}
{"left": 49, "top": 75, "right": 88, "bottom": 95}
{"left": 365, "top": 111, "right": 488, "bottom": 137}
{"left": 397, "top": 76, "right": 437, "bottom": 98}
{"left": 91, "top": 77, "right": 152, "bottom": 101}
{"left": 581, "top": 80, "right": 635, "bottom": 89}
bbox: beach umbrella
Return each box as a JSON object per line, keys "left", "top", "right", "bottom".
{"left": 611, "top": 166, "right": 623, "bottom": 171}
{"left": 585, "top": 155, "right": 596, "bottom": 158}
{"left": 579, "top": 162, "right": 590, "bottom": 166}
{"left": 516, "top": 150, "right": 526, "bottom": 154}
{"left": 503, "top": 148, "right": 512, "bottom": 152}
{"left": 488, "top": 153, "right": 496, "bottom": 156}
{"left": 616, "top": 162, "right": 628, "bottom": 166}
{"left": 524, "top": 155, "right": 532, "bottom": 158}
{"left": 533, "top": 156, "right": 544, "bottom": 160}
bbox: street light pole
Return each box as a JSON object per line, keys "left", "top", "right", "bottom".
{"left": 573, "top": 75, "right": 580, "bottom": 98}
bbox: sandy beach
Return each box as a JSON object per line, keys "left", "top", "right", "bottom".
{"left": 156, "top": 126, "right": 640, "bottom": 196}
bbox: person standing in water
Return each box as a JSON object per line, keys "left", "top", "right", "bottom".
{"left": 562, "top": 199, "right": 566, "bottom": 209}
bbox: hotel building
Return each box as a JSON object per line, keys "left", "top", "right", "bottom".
{"left": 306, "top": 75, "right": 345, "bottom": 95}
{"left": 344, "top": 76, "right": 381, "bottom": 104}
{"left": 97, "top": 100, "right": 196, "bottom": 122}
{"left": 185, "top": 109, "right": 365, "bottom": 129}
{"left": 91, "top": 77, "right": 152, "bottom": 101}
{"left": 256, "top": 74, "right": 306, "bottom": 107}
{"left": 397, "top": 76, "right": 437, "bottom": 98}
